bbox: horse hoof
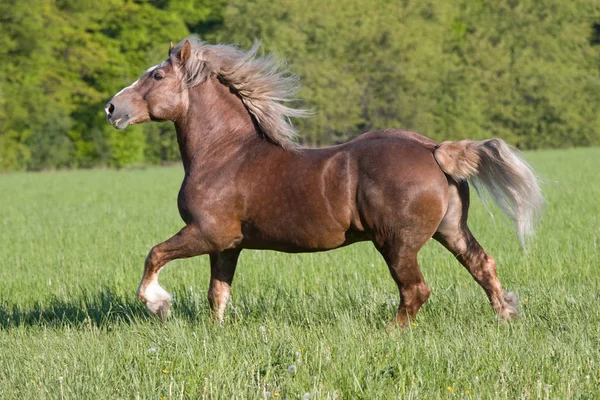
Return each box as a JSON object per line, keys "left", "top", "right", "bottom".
{"left": 147, "top": 299, "right": 171, "bottom": 320}
{"left": 500, "top": 291, "right": 520, "bottom": 320}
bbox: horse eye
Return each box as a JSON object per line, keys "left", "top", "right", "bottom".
{"left": 153, "top": 72, "right": 164, "bottom": 81}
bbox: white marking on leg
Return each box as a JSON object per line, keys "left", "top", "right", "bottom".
{"left": 503, "top": 291, "right": 520, "bottom": 317}
{"left": 216, "top": 292, "right": 230, "bottom": 323}
{"left": 138, "top": 274, "right": 172, "bottom": 317}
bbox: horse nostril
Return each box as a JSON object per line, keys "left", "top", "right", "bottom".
{"left": 105, "top": 103, "right": 115, "bottom": 116}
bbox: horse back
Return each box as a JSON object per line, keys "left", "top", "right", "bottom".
{"left": 238, "top": 133, "right": 449, "bottom": 252}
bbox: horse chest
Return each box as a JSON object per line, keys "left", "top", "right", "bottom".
{"left": 177, "top": 178, "right": 235, "bottom": 224}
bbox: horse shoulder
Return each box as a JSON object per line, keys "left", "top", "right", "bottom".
{"left": 177, "top": 169, "right": 245, "bottom": 251}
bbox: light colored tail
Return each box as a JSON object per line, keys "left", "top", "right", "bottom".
{"left": 434, "top": 138, "right": 543, "bottom": 246}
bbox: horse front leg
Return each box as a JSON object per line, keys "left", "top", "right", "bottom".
{"left": 137, "top": 224, "right": 211, "bottom": 320}
{"left": 208, "top": 249, "right": 241, "bottom": 323}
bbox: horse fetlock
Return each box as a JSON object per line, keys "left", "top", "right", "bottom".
{"left": 208, "top": 289, "right": 230, "bottom": 322}
{"left": 415, "top": 282, "right": 431, "bottom": 304}
{"left": 389, "top": 309, "right": 411, "bottom": 329}
{"left": 140, "top": 280, "right": 172, "bottom": 318}
{"left": 502, "top": 291, "right": 520, "bottom": 317}
{"left": 493, "top": 291, "right": 519, "bottom": 320}
{"left": 401, "top": 282, "right": 431, "bottom": 312}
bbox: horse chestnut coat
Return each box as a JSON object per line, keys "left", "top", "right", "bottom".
{"left": 105, "top": 37, "right": 543, "bottom": 327}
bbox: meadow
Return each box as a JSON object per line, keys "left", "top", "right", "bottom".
{"left": 0, "top": 147, "right": 598, "bottom": 399}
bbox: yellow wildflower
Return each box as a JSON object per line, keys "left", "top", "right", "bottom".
{"left": 411, "top": 322, "right": 417, "bottom": 327}
{"left": 273, "top": 393, "right": 280, "bottom": 397}
{"left": 162, "top": 369, "right": 169, "bottom": 374}
{"left": 447, "top": 386, "right": 453, "bottom": 392}
{"left": 466, "top": 389, "right": 472, "bottom": 395}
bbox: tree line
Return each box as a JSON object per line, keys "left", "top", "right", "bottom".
{"left": 1, "top": 0, "right": 599, "bottom": 171}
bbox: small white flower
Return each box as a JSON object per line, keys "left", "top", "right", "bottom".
{"left": 302, "top": 393, "right": 311, "bottom": 400}
{"left": 259, "top": 326, "right": 268, "bottom": 343}
{"left": 287, "top": 365, "right": 297, "bottom": 375}
{"left": 264, "top": 391, "right": 272, "bottom": 398}
{"left": 324, "top": 347, "right": 332, "bottom": 361}
{"left": 147, "top": 347, "right": 157, "bottom": 354}
{"left": 474, "top": 376, "right": 479, "bottom": 383}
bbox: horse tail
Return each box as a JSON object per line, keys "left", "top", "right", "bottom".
{"left": 433, "top": 138, "right": 543, "bottom": 246}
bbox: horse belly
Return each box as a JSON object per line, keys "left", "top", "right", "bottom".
{"left": 240, "top": 206, "right": 350, "bottom": 253}
{"left": 239, "top": 148, "right": 359, "bottom": 252}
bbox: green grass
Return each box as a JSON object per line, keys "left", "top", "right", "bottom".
{"left": 0, "top": 147, "right": 598, "bottom": 399}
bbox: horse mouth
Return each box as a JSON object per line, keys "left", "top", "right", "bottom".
{"left": 111, "top": 117, "right": 130, "bottom": 129}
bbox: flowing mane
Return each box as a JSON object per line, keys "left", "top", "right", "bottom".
{"left": 173, "top": 37, "right": 310, "bottom": 149}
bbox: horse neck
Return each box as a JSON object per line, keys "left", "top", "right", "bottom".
{"left": 174, "top": 76, "right": 259, "bottom": 172}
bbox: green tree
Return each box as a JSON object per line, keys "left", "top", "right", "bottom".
{"left": 1, "top": 0, "right": 599, "bottom": 171}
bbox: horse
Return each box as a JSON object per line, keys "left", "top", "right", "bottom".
{"left": 105, "top": 37, "right": 543, "bottom": 327}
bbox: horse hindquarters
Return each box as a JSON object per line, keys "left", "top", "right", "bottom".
{"left": 355, "top": 143, "right": 449, "bottom": 327}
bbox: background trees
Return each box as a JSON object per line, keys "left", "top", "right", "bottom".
{"left": 1, "top": 0, "right": 599, "bottom": 170}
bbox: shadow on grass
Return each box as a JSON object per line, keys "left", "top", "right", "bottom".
{"left": 0, "top": 287, "right": 152, "bottom": 329}
{"left": 0, "top": 285, "right": 396, "bottom": 330}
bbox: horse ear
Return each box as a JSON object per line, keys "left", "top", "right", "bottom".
{"left": 178, "top": 40, "right": 192, "bottom": 65}
{"left": 168, "top": 41, "right": 174, "bottom": 56}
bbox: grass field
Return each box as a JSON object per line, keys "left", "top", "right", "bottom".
{"left": 0, "top": 147, "right": 598, "bottom": 399}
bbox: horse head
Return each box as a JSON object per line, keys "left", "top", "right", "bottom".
{"left": 105, "top": 41, "right": 192, "bottom": 129}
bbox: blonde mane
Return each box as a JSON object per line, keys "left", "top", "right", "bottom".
{"left": 173, "top": 37, "right": 310, "bottom": 149}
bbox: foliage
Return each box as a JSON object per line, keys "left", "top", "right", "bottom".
{"left": 216, "top": 0, "right": 600, "bottom": 147}
{"left": 1, "top": 0, "right": 599, "bottom": 170}
{"left": 107, "top": 125, "right": 146, "bottom": 168}
{"left": 0, "top": 148, "right": 599, "bottom": 397}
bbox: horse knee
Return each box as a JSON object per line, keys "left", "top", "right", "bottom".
{"left": 145, "top": 246, "right": 164, "bottom": 271}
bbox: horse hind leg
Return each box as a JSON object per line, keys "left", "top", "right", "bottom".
{"left": 434, "top": 181, "right": 519, "bottom": 320}
{"left": 377, "top": 241, "right": 431, "bottom": 328}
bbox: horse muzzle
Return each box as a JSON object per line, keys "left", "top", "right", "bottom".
{"left": 104, "top": 101, "right": 133, "bottom": 129}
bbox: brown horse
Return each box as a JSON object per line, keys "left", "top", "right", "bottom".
{"left": 105, "top": 37, "right": 543, "bottom": 327}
